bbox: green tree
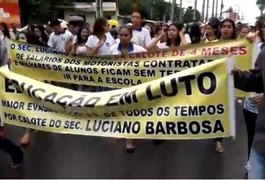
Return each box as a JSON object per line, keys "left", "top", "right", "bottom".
{"left": 19, "top": 0, "right": 76, "bottom": 25}
{"left": 257, "top": 0, "right": 265, "bottom": 16}
{"left": 182, "top": 6, "right": 201, "bottom": 23}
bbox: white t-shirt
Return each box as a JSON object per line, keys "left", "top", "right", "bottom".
{"left": 185, "top": 34, "right": 192, "bottom": 44}
{"left": 132, "top": 27, "right": 152, "bottom": 48}
{"left": 48, "top": 30, "right": 73, "bottom": 52}
{"left": 108, "top": 43, "right": 147, "bottom": 55}
{"left": 86, "top": 32, "right": 116, "bottom": 55}
{"left": 76, "top": 45, "right": 87, "bottom": 56}
{"left": 156, "top": 34, "right": 192, "bottom": 49}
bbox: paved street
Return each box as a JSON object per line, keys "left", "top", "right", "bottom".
{"left": 0, "top": 103, "right": 248, "bottom": 179}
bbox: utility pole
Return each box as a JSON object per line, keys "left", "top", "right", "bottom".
{"left": 205, "top": 0, "right": 209, "bottom": 21}
{"left": 170, "top": 0, "right": 176, "bottom": 22}
{"left": 99, "top": 0, "right": 103, "bottom": 17}
{"left": 193, "top": 0, "right": 198, "bottom": 21}
{"left": 132, "top": 0, "right": 138, "bottom": 12}
{"left": 220, "top": 0, "right": 224, "bottom": 19}
{"left": 96, "top": 0, "right": 100, "bottom": 18}
{"left": 179, "top": 0, "right": 182, "bottom": 22}
{"left": 211, "top": 0, "right": 215, "bottom": 18}
{"left": 215, "top": 0, "right": 218, "bottom": 17}
{"left": 116, "top": 0, "right": 119, "bottom": 17}
{"left": 202, "top": 0, "right": 205, "bottom": 22}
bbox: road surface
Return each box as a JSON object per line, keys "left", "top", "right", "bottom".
{"left": 0, "top": 103, "right": 248, "bottom": 178}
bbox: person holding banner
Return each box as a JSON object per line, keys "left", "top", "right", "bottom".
{"left": 86, "top": 17, "right": 116, "bottom": 56}
{"left": 205, "top": 18, "right": 220, "bottom": 43}
{"left": 70, "top": 26, "right": 91, "bottom": 57}
{"left": 233, "top": 47, "right": 265, "bottom": 179}
{"left": 0, "top": 123, "right": 23, "bottom": 168}
{"left": 47, "top": 19, "right": 73, "bottom": 53}
{"left": 238, "top": 25, "right": 251, "bottom": 39}
{"left": 109, "top": 25, "right": 146, "bottom": 153}
{"left": 108, "top": 26, "right": 147, "bottom": 55}
{"left": 0, "top": 23, "right": 12, "bottom": 66}
{"left": 148, "top": 22, "right": 190, "bottom": 50}
{"left": 130, "top": 11, "right": 152, "bottom": 49}
{"left": 33, "top": 25, "right": 49, "bottom": 47}
{"left": 212, "top": 18, "right": 238, "bottom": 153}
{"left": 219, "top": 19, "right": 237, "bottom": 41}
{"left": 204, "top": 17, "right": 223, "bottom": 153}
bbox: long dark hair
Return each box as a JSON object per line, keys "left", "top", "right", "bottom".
{"left": 220, "top": 18, "right": 237, "bottom": 40}
{"left": 26, "top": 32, "right": 43, "bottom": 46}
{"left": 119, "top": 25, "right": 133, "bottom": 36}
{"left": 35, "top": 24, "right": 49, "bottom": 44}
{"left": 257, "top": 22, "right": 265, "bottom": 42}
{"left": 166, "top": 22, "right": 184, "bottom": 47}
{"left": 77, "top": 26, "right": 91, "bottom": 44}
{"left": 188, "top": 23, "right": 201, "bottom": 44}
{"left": 207, "top": 17, "right": 220, "bottom": 37}
{"left": 93, "top": 17, "right": 107, "bottom": 36}
{"left": 0, "top": 22, "right": 11, "bottom": 39}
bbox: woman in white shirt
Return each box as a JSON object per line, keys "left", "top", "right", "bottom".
{"left": 109, "top": 26, "right": 146, "bottom": 153}
{"left": 109, "top": 26, "right": 147, "bottom": 55}
{"left": 148, "top": 22, "right": 190, "bottom": 50}
{"left": 71, "top": 26, "right": 91, "bottom": 57}
{"left": 86, "top": 17, "right": 116, "bottom": 56}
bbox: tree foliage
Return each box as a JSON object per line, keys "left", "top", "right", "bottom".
{"left": 19, "top": 0, "right": 201, "bottom": 25}
{"left": 183, "top": 7, "right": 201, "bottom": 23}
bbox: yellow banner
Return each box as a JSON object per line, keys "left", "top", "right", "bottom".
{"left": 0, "top": 59, "right": 235, "bottom": 139}
{"left": 8, "top": 39, "right": 254, "bottom": 89}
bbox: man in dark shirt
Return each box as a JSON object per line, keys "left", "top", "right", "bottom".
{"left": 234, "top": 47, "right": 265, "bottom": 178}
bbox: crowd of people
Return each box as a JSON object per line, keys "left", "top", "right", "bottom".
{"left": 1, "top": 10, "right": 265, "bottom": 178}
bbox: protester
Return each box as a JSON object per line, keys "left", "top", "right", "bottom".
{"left": 256, "top": 23, "right": 265, "bottom": 49}
{"left": 147, "top": 25, "right": 167, "bottom": 50}
{"left": 109, "top": 25, "right": 147, "bottom": 55}
{"left": 205, "top": 17, "right": 220, "bottom": 43}
{"left": 0, "top": 121, "right": 24, "bottom": 168}
{"left": 110, "top": 25, "right": 119, "bottom": 40}
{"left": 144, "top": 22, "right": 155, "bottom": 38}
{"left": 65, "top": 19, "right": 85, "bottom": 54}
{"left": 16, "top": 31, "right": 27, "bottom": 42}
{"left": 159, "top": 22, "right": 190, "bottom": 49}
{"left": 0, "top": 22, "right": 12, "bottom": 66}
{"left": 86, "top": 17, "right": 116, "bottom": 56}
{"left": 233, "top": 46, "right": 265, "bottom": 179}
{"left": 11, "top": 23, "right": 19, "bottom": 39}
{"left": 33, "top": 24, "right": 49, "bottom": 47}
{"left": 130, "top": 11, "right": 152, "bottom": 48}
{"left": 47, "top": 19, "right": 73, "bottom": 52}
{"left": 205, "top": 20, "right": 219, "bottom": 156}
{"left": 71, "top": 26, "right": 91, "bottom": 56}
{"left": 187, "top": 23, "right": 201, "bottom": 44}
{"left": 210, "top": 18, "right": 237, "bottom": 153}
{"left": 109, "top": 25, "right": 146, "bottom": 152}
{"left": 219, "top": 18, "right": 237, "bottom": 40}
{"left": 239, "top": 24, "right": 251, "bottom": 39}
{"left": 199, "top": 22, "right": 206, "bottom": 39}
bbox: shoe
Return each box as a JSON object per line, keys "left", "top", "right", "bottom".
{"left": 126, "top": 140, "right": 135, "bottom": 153}
{"left": 215, "top": 142, "right": 224, "bottom": 153}
{"left": 19, "top": 133, "right": 30, "bottom": 148}
{"left": 153, "top": 140, "right": 164, "bottom": 145}
{"left": 10, "top": 163, "right": 22, "bottom": 169}
{"left": 243, "top": 172, "right": 248, "bottom": 179}
{"left": 245, "top": 161, "right": 250, "bottom": 170}
{"left": 126, "top": 147, "right": 135, "bottom": 153}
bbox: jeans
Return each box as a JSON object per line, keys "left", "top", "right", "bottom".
{"left": 243, "top": 108, "right": 257, "bottom": 159}
{"left": 0, "top": 138, "right": 23, "bottom": 164}
{"left": 249, "top": 149, "right": 265, "bottom": 179}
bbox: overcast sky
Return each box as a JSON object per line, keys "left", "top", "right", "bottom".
{"left": 167, "top": 0, "right": 259, "bottom": 24}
